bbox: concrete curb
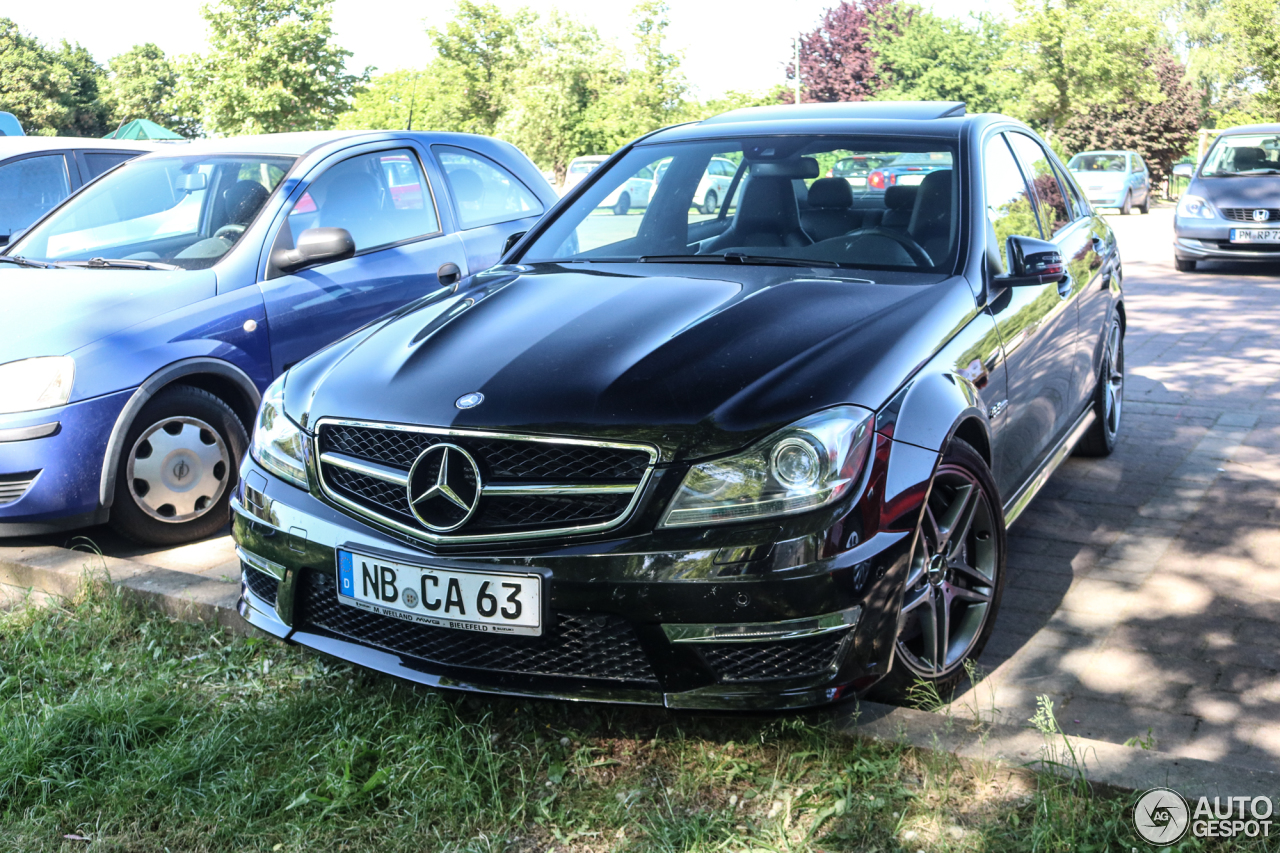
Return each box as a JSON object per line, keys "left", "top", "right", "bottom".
{"left": 3, "top": 540, "right": 1275, "bottom": 798}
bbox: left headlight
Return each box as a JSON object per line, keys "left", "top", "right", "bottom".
{"left": 0, "top": 356, "right": 75, "bottom": 415}
{"left": 660, "top": 406, "right": 874, "bottom": 528}
{"left": 1177, "top": 194, "right": 1217, "bottom": 220}
{"left": 250, "top": 375, "right": 309, "bottom": 490}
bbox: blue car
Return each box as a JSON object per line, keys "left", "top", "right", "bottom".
{"left": 0, "top": 130, "right": 554, "bottom": 544}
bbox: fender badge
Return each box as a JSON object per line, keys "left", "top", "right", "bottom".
{"left": 455, "top": 392, "right": 484, "bottom": 410}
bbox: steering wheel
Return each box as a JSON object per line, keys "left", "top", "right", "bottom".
{"left": 213, "top": 224, "right": 246, "bottom": 241}
{"left": 839, "top": 227, "right": 934, "bottom": 267}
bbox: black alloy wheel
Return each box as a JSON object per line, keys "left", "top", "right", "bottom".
{"left": 613, "top": 192, "right": 631, "bottom": 216}
{"left": 871, "top": 439, "right": 1006, "bottom": 703}
{"left": 1076, "top": 316, "right": 1125, "bottom": 457}
{"left": 701, "top": 190, "right": 718, "bottom": 216}
{"left": 110, "top": 385, "right": 248, "bottom": 545}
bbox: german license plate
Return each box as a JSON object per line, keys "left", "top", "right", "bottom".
{"left": 897, "top": 174, "right": 926, "bottom": 186}
{"left": 1230, "top": 228, "right": 1280, "bottom": 243}
{"left": 847, "top": 177, "right": 867, "bottom": 187}
{"left": 337, "top": 550, "right": 542, "bottom": 636}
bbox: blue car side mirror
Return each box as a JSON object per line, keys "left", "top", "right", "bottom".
{"left": 272, "top": 227, "right": 356, "bottom": 274}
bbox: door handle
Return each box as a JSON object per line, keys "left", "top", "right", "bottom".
{"left": 437, "top": 262, "right": 461, "bottom": 286}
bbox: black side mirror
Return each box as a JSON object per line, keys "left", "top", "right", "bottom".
{"left": 997, "top": 234, "right": 1066, "bottom": 287}
{"left": 502, "top": 230, "right": 527, "bottom": 257}
{"left": 271, "top": 227, "right": 355, "bottom": 274}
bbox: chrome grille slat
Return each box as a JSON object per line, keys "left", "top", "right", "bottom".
{"left": 1221, "top": 208, "right": 1280, "bottom": 222}
{"left": 314, "top": 419, "right": 657, "bottom": 544}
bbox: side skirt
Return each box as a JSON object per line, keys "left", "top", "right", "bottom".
{"left": 1002, "top": 408, "right": 1096, "bottom": 527}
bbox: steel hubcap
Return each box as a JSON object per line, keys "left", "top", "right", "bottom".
{"left": 127, "top": 416, "right": 229, "bottom": 523}
{"left": 896, "top": 465, "right": 998, "bottom": 679}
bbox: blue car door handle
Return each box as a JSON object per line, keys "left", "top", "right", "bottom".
{"left": 438, "top": 262, "right": 461, "bottom": 285}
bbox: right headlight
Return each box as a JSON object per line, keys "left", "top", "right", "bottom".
{"left": 0, "top": 356, "right": 75, "bottom": 414}
{"left": 660, "top": 406, "right": 874, "bottom": 528}
{"left": 1177, "top": 194, "right": 1217, "bottom": 219}
{"left": 250, "top": 375, "right": 309, "bottom": 490}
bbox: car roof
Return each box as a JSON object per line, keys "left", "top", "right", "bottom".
{"left": 644, "top": 102, "right": 994, "bottom": 145}
{"left": 1069, "top": 150, "right": 1133, "bottom": 157}
{"left": 1217, "top": 124, "right": 1280, "bottom": 135}
{"left": 0, "top": 137, "right": 158, "bottom": 157}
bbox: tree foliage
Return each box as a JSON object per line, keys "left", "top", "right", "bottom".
{"left": 790, "top": 0, "right": 900, "bottom": 103}
{"left": 1057, "top": 47, "right": 1200, "bottom": 182}
{"left": 182, "top": 0, "right": 364, "bottom": 136}
{"left": 104, "top": 43, "right": 197, "bottom": 136}
{"left": 0, "top": 20, "right": 109, "bottom": 136}
{"left": 427, "top": 1, "right": 529, "bottom": 137}
{"left": 1224, "top": 0, "right": 1280, "bottom": 118}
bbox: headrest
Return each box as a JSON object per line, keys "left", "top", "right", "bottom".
{"left": 1233, "top": 147, "right": 1265, "bottom": 170}
{"left": 807, "top": 177, "right": 853, "bottom": 209}
{"left": 749, "top": 157, "right": 819, "bottom": 179}
{"left": 449, "top": 168, "right": 484, "bottom": 203}
{"left": 884, "top": 185, "right": 917, "bottom": 211}
{"left": 224, "top": 180, "right": 269, "bottom": 225}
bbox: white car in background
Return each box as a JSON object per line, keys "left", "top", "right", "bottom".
{"left": 563, "top": 155, "right": 607, "bottom": 194}
{"left": 654, "top": 156, "right": 742, "bottom": 215}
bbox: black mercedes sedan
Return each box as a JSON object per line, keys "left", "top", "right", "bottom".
{"left": 232, "top": 101, "right": 1124, "bottom": 709}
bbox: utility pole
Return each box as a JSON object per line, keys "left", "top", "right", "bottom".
{"left": 793, "top": 35, "right": 801, "bottom": 105}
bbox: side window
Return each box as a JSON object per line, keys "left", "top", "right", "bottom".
{"left": 433, "top": 145, "right": 544, "bottom": 230}
{"left": 1007, "top": 133, "right": 1072, "bottom": 238}
{"left": 285, "top": 149, "right": 439, "bottom": 253}
{"left": 1052, "top": 161, "right": 1089, "bottom": 220}
{"left": 84, "top": 152, "right": 138, "bottom": 180}
{"left": 984, "top": 135, "right": 1040, "bottom": 271}
{"left": 0, "top": 154, "right": 70, "bottom": 239}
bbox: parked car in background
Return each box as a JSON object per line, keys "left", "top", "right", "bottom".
{"left": 0, "top": 138, "right": 154, "bottom": 246}
{"left": 828, "top": 154, "right": 892, "bottom": 189}
{"left": 601, "top": 162, "right": 656, "bottom": 215}
{"left": 867, "top": 151, "right": 953, "bottom": 192}
{"left": 1067, "top": 150, "right": 1151, "bottom": 215}
{"left": 655, "top": 156, "right": 743, "bottom": 215}
{"left": 563, "top": 155, "right": 607, "bottom": 193}
{"left": 0, "top": 130, "right": 555, "bottom": 544}
{"left": 232, "top": 100, "right": 1124, "bottom": 711}
{"left": 0, "top": 112, "right": 24, "bottom": 137}
{"left": 1174, "top": 124, "right": 1280, "bottom": 272}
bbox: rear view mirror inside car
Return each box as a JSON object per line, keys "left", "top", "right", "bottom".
{"left": 175, "top": 172, "right": 208, "bottom": 192}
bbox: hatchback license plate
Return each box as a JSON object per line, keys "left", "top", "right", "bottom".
{"left": 1230, "top": 228, "right": 1280, "bottom": 243}
{"left": 337, "top": 550, "right": 542, "bottom": 636}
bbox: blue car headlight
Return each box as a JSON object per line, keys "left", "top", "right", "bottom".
{"left": 0, "top": 356, "right": 75, "bottom": 415}
{"left": 660, "top": 406, "right": 874, "bottom": 527}
{"left": 250, "top": 375, "right": 309, "bottom": 490}
{"left": 1177, "top": 194, "right": 1217, "bottom": 220}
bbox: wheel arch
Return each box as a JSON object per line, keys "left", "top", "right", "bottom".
{"left": 99, "top": 358, "right": 262, "bottom": 508}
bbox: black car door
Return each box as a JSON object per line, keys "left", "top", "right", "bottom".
{"left": 981, "top": 131, "right": 1080, "bottom": 501}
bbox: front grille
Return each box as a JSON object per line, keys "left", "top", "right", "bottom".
{"left": 242, "top": 564, "right": 279, "bottom": 607}
{"left": 1221, "top": 208, "right": 1280, "bottom": 222}
{"left": 0, "top": 470, "right": 39, "bottom": 506}
{"left": 699, "top": 633, "right": 848, "bottom": 682}
{"left": 297, "top": 571, "right": 658, "bottom": 684}
{"left": 316, "top": 421, "right": 655, "bottom": 542}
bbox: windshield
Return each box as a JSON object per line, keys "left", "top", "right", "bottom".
{"left": 521, "top": 136, "right": 960, "bottom": 273}
{"left": 1202, "top": 134, "right": 1280, "bottom": 176}
{"left": 10, "top": 154, "right": 295, "bottom": 269}
{"left": 1068, "top": 153, "right": 1128, "bottom": 173}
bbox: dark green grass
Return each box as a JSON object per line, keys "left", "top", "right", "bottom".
{"left": 0, "top": 579, "right": 1260, "bottom": 852}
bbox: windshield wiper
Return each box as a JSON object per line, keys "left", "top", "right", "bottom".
{"left": 639, "top": 252, "right": 839, "bottom": 268}
{"left": 61, "top": 257, "right": 181, "bottom": 271}
{"left": 0, "top": 255, "right": 56, "bottom": 269}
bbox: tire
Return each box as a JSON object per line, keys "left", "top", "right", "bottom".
{"left": 613, "top": 192, "right": 630, "bottom": 216}
{"left": 1120, "top": 191, "right": 1132, "bottom": 215}
{"left": 1075, "top": 316, "right": 1125, "bottom": 458}
{"left": 109, "top": 385, "right": 248, "bottom": 546}
{"left": 1139, "top": 191, "right": 1150, "bottom": 214}
{"left": 1175, "top": 258, "right": 1197, "bottom": 272}
{"left": 700, "top": 190, "right": 718, "bottom": 216}
{"left": 869, "top": 438, "right": 1007, "bottom": 705}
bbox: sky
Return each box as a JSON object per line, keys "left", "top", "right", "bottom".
{"left": 6, "top": 0, "right": 1008, "bottom": 100}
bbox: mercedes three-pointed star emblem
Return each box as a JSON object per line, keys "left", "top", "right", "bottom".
{"left": 406, "top": 443, "right": 482, "bottom": 532}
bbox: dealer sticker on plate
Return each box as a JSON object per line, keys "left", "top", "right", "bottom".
{"left": 1230, "top": 228, "right": 1280, "bottom": 243}
{"left": 337, "top": 549, "right": 542, "bottom": 636}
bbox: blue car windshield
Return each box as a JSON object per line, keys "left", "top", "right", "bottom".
{"left": 520, "top": 136, "right": 960, "bottom": 273}
{"left": 10, "top": 154, "right": 295, "bottom": 270}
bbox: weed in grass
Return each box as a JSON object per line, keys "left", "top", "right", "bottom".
{"left": 0, "top": 579, "right": 1264, "bottom": 851}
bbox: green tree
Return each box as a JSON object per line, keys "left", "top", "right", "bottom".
{"left": 105, "top": 43, "right": 195, "bottom": 135}
{"left": 1002, "top": 0, "right": 1166, "bottom": 136}
{"left": 871, "top": 9, "right": 1016, "bottom": 114}
{"left": 183, "top": 0, "right": 364, "bottom": 135}
{"left": 336, "top": 65, "right": 471, "bottom": 132}
{"left": 54, "top": 41, "right": 110, "bottom": 136}
{"left": 1224, "top": 0, "right": 1280, "bottom": 117}
{"left": 428, "top": 1, "right": 529, "bottom": 136}
{"left": 619, "top": 1, "right": 686, "bottom": 133}
{"left": 0, "top": 19, "right": 74, "bottom": 134}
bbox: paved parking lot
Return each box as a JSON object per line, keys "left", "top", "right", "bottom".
{"left": 30, "top": 204, "right": 1280, "bottom": 771}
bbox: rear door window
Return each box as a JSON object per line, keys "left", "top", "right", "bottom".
{"left": 83, "top": 151, "right": 139, "bottom": 180}
{"left": 433, "top": 145, "right": 544, "bottom": 230}
{"left": 0, "top": 154, "right": 70, "bottom": 239}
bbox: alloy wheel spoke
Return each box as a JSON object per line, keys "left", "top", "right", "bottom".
{"left": 946, "top": 582, "right": 992, "bottom": 604}
{"left": 900, "top": 583, "right": 931, "bottom": 615}
{"left": 950, "top": 557, "right": 993, "bottom": 587}
{"left": 918, "top": 592, "right": 941, "bottom": 674}
{"left": 934, "top": 587, "right": 950, "bottom": 673}
{"left": 934, "top": 483, "right": 974, "bottom": 555}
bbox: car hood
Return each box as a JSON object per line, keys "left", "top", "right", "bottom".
{"left": 1192, "top": 176, "right": 1280, "bottom": 208}
{"left": 289, "top": 264, "right": 977, "bottom": 460}
{"left": 0, "top": 267, "right": 217, "bottom": 365}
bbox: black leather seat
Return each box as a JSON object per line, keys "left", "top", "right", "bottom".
{"left": 907, "top": 170, "right": 954, "bottom": 262}
{"left": 702, "top": 175, "right": 812, "bottom": 251}
{"left": 881, "top": 185, "right": 917, "bottom": 230}
{"left": 1232, "top": 147, "right": 1267, "bottom": 171}
{"left": 800, "top": 177, "right": 864, "bottom": 242}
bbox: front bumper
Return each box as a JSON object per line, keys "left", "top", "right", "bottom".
{"left": 232, "top": 454, "right": 918, "bottom": 710}
{"left": 1174, "top": 219, "right": 1280, "bottom": 263}
{"left": 0, "top": 389, "right": 132, "bottom": 535}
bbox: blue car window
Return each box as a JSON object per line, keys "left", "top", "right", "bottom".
{"left": 0, "top": 154, "right": 69, "bottom": 240}
{"left": 434, "top": 145, "right": 544, "bottom": 230}
{"left": 286, "top": 149, "right": 439, "bottom": 253}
